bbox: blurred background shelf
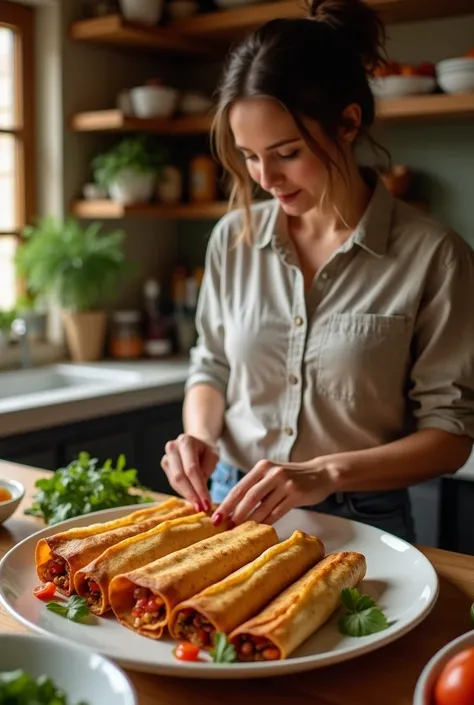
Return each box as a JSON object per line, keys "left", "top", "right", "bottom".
{"left": 70, "top": 110, "right": 212, "bottom": 134}
{"left": 71, "top": 200, "right": 230, "bottom": 220}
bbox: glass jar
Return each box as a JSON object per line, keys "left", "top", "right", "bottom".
{"left": 109, "top": 310, "right": 144, "bottom": 360}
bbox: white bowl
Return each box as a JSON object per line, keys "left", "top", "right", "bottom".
{"left": 413, "top": 630, "right": 474, "bottom": 705}
{"left": 130, "top": 85, "right": 179, "bottom": 119}
{"left": 436, "top": 65, "right": 474, "bottom": 94}
{"left": 371, "top": 75, "right": 436, "bottom": 99}
{"left": 0, "top": 633, "right": 137, "bottom": 705}
{"left": 437, "top": 57, "right": 474, "bottom": 74}
{"left": 0, "top": 479, "right": 24, "bottom": 525}
{"left": 169, "top": 0, "right": 198, "bottom": 20}
{"left": 119, "top": 0, "right": 164, "bottom": 25}
{"left": 179, "top": 91, "right": 213, "bottom": 115}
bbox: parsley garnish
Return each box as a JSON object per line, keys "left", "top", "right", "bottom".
{"left": 46, "top": 596, "right": 92, "bottom": 623}
{"left": 209, "top": 632, "right": 237, "bottom": 663}
{"left": 338, "top": 587, "right": 389, "bottom": 637}
{"left": 25, "top": 452, "right": 153, "bottom": 525}
{"left": 0, "top": 669, "right": 88, "bottom": 704}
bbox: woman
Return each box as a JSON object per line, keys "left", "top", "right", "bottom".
{"left": 161, "top": 0, "right": 474, "bottom": 541}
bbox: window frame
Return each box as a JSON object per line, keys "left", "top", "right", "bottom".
{"left": 0, "top": 0, "right": 35, "bottom": 239}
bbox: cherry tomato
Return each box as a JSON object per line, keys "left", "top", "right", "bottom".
{"left": 174, "top": 642, "right": 200, "bottom": 662}
{"left": 435, "top": 647, "right": 474, "bottom": 705}
{"left": 33, "top": 582, "right": 56, "bottom": 600}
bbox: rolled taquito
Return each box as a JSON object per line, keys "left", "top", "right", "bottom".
{"left": 169, "top": 530, "right": 325, "bottom": 646}
{"left": 35, "top": 497, "right": 194, "bottom": 595}
{"left": 74, "top": 513, "right": 231, "bottom": 614}
{"left": 109, "top": 521, "right": 277, "bottom": 639}
{"left": 229, "top": 551, "right": 367, "bottom": 661}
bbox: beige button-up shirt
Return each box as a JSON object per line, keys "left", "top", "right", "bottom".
{"left": 186, "top": 179, "right": 474, "bottom": 472}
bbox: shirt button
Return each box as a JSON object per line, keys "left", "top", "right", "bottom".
{"left": 321, "top": 272, "right": 329, "bottom": 281}
{"left": 283, "top": 426, "right": 294, "bottom": 436}
{"left": 289, "top": 374, "right": 298, "bottom": 385}
{"left": 295, "top": 316, "right": 304, "bottom": 327}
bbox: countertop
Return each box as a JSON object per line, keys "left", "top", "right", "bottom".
{"left": 0, "top": 359, "right": 189, "bottom": 437}
{"left": 1, "top": 461, "right": 474, "bottom": 705}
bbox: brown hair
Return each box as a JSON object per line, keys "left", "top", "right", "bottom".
{"left": 211, "top": 0, "right": 388, "bottom": 244}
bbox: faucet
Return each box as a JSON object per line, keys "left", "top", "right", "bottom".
{"left": 11, "top": 317, "right": 33, "bottom": 369}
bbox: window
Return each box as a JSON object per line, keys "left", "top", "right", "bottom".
{"left": 0, "top": 1, "right": 34, "bottom": 310}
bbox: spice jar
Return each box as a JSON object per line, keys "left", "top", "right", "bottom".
{"left": 189, "top": 154, "right": 217, "bottom": 203}
{"left": 109, "top": 310, "right": 144, "bottom": 360}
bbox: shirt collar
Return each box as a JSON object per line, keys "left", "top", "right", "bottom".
{"left": 253, "top": 171, "right": 394, "bottom": 257}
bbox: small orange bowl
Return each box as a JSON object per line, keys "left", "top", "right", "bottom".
{"left": 0, "top": 479, "right": 25, "bottom": 525}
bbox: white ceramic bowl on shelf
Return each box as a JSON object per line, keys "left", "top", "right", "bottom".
{"left": 130, "top": 85, "right": 179, "bottom": 119}
{"left": 0, "top": 479, "right": 24, "bottom": 525}
{"left": 413, "top": 630, "right": 474, "bottom": 705}
{"left": 436, "top": 57, "right": 474, "bottom": 94}
{"left": 0, "top": 633, "right": 137, "bottom": 705}
{"left": 371, "top": 75, "right": 436, "bottom": 99}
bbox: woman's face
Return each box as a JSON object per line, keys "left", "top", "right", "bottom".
{"left": 229, "top": 97, "right": 349, "bottom": 215}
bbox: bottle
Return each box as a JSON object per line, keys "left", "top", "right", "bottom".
{"left": 109, "top": 310, "right": 144, "bottom": 360}
{"left": 189, "top": 155, "right": 217, "bottom": 203}
{"left": 143, "top": 279, "right": 172, "bottom": 358}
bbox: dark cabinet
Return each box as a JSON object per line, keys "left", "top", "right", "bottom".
{"left": 0, "top": 401, "right": 184, "bottom": 494}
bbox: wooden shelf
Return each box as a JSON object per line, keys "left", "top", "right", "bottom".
{"left": 72, "top": 200, "right": 229, "bottom": 220}
{"left": 70, "top": 110, "right": 212, "bottom": 135}
{"left": 71, "top": 0, "right": 474, "bottom": 55}
{"left": 376, "top": 92, "right": 474, "bottom": 122}
{"left": 69, "top": 14, "right": 216, "bottom": 56}
{"left": 70, "top": 95, "right": 474, "bottom": 137}
{"left": 169, "top": 0, "right": 474, "bottom": 41}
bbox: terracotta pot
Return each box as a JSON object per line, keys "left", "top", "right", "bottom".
{"left": 62, "top": 310, "right": 107, "bottom": 362}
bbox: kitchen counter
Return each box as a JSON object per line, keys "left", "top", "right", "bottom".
{"left": 0, "top": 359, "right": 189, "bottom": 437}
{"left": 1, "top": 461, "right": 474, "bottom": 705}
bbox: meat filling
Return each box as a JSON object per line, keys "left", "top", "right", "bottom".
{"left": 130, "top": 586, "right": 165, "bottom": 629}
{"left": 235, "top": 634, "right": 280, "bottom": 661}
{"left": 174, "top": 608, "right": 214, "bottom": 647}
{"left": 85, "top": 579, "right": 102, "bottom": 608}
{"left": 43, "top": 558, "right": 70, "bottom": 592}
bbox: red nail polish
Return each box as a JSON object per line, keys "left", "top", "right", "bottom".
{"left": 212, "top": 512, "right": 222, "bottom": 526}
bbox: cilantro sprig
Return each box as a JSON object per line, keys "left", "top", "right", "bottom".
{"left": 210, "top": 632, "right": 237, "bottom": 663}
{"left": 0, "top": 669, "right": 88, "bottom": 704}
{"left": 25, "top": 452, "right": 153, "bottom": 525}
{"left": 46, "top": 596, "right": 92, "bottom": 623}
{"left": 338, "top": 587, "right": 389, "bottom": 637}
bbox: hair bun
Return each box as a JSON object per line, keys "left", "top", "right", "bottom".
{"left": 303, "top": 0, "right": 387, "bottom": 75}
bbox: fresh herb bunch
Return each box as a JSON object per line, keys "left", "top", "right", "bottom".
{"left": 338, "top": 587, "right": 389, "bottom": 637}
{"left": 92, "top": 135, "right": 166, "bottom": 188}
{"left": 46, "top": 596, "right": 91, "bottom": 623}
{"left": 0, "top": 669, "right": 88, "bottom": 705}
{"left": 210, "top": 632, "right": 237, "bottom": 663}
{"left": 25, "top": 452, "right": 153, "bottom": 525}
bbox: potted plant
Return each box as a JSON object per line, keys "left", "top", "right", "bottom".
{"left": 92, "top": 135, "right": 166, "bottom": 205}
{"left": 15, "top": 217, "right": 129, "bottom": 362}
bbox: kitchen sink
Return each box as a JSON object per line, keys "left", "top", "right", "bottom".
{"left": 0, "top": 364, "right": 140, "bottom": 402}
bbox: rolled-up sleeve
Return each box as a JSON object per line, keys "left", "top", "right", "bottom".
{"left": 409, "top": 233, "right": 474, "bottom": 439}
{"left": 185, "top": 221, "right": 230, "bottom": 397}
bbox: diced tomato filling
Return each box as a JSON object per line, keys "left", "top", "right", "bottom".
{"left": 131, "top": 586, "right": 164, "bottom": 628}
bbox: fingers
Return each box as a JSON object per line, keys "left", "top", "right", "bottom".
{"left": 246, "top": 481, "right": 289, "bottom": 524}
{"left": 212, "top": 460, "right": 272, "bottom": 525}
{"left": 177, "top": 435, "right": 212, "bottom": 511}
{"left": 260, "top": 496, "right": 294, "bottom": 525}
{"left": 162, "top": 440, "right": 202, "bottom": 512}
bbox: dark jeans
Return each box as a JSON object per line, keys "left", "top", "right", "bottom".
{"left": 210, "top": 460, "right": 416, "bottom": 543}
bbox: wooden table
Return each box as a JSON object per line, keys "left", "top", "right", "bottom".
{"left": 1, "top": 461, "right": 473, "bottom": 705}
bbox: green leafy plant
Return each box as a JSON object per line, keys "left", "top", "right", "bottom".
{"left": 210, "top": 632, "right": 237, "bottom": 663}
{"left": 24, "top": 452, "right": 153, "bottom": 525}
{"left": 92, "top": 135, "right": 166, "bottom": 188}
{"left": 15, "top": 217, "right": 128, "bottom": 312}
{"left": 338, "top": 587, "right": 389, "bottom": 637}
{"left": 0, "top": 669, "right": 88, "bottom": 704}
{"left": 0, "top": 309, "right": 16, "bottom": 333}
{"left": 46, "top": 596, "right": 92, "bottom": 623}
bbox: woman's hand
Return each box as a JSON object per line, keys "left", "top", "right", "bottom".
{"left": 161, "top": 434, "right": 219, "bottom": 513}
{"left": 211, "top": 457, "right": 340, "bottom": 526}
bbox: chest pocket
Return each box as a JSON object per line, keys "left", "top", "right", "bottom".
{"left": 315, "top": 313, "right": 411, "bottom": 401}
